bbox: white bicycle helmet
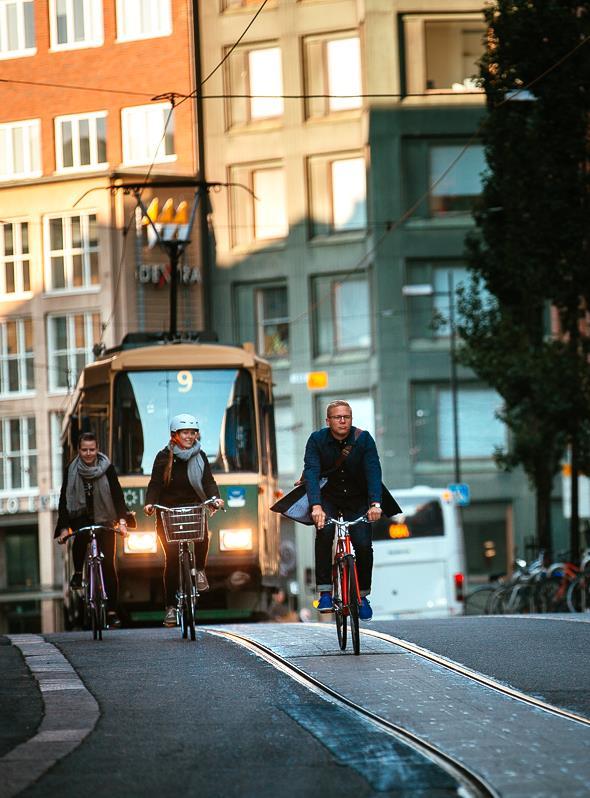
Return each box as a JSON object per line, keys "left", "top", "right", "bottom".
{"left": 170, "top": 413, "right": 199, "bottom": 433}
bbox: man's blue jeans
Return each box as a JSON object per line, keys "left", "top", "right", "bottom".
{"left": 315, "top": 500, "right": 373, "bottom": 596}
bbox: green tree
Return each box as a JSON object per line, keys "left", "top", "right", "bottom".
{"left": 458, "top": 0, "right": 590, "bottom": 554}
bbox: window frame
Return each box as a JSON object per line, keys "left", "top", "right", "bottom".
{"left": 303, "top": 31, "right": 362, "bottom": 119}
{"left": 312, "top": 271, "right": 372, "bottom": 357}
{"left": 54, "top": 111, "right": 108, "bottom": 173}
{"left": 0, "top": 219, "right": 32, "bottom": 296}
{"left": 0, "top": 0, "right": 36, "bottom": 60}
{"left": 254, "top": 283, "right": 290, "bottom": 359}
{"left": 43, "top": 210, "right": 100, "bottom": 293}
{"left": 0, "top": 318, "right": 34, "bottom": 397}
{"left": 224, "top": 41, "right": 284, "bottom": 128}
{"left": 116, "top": 0, "right": 172, "bottom": 42}
{"left": 0, "top": 415, "right": 37, "bottom": 494}
{"left": 308, "top": 151, "right": 367, "bottom": 238}
{"left": 121, "top": 102, "right": 175, "bottom": 166}
{"left": 400, "top": 11, "right": 486, "bottom": 96}
{"left": 228, "top": 161, "right": 288, "bottom": 248}
{"left": 0, "top": 119, "right": 41, "bottom": 181}
{"left": 47, "top": 311, "right": 101, "bottom": 393}
{"left": 49, "top": 0, "right": 104, "bottom": 51}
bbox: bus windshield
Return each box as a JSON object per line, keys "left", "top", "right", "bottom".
{"left": 373, "top": 499, "right": 444, "bottom": 541}
{"left": 113, "top": 368, "right": 258, "bottom": 475}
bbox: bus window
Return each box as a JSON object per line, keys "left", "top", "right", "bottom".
{"left": 372, "top": 500, "right": 444, "bottom": 541}
{"left": 113, "top": 368, "right": 258, "bottom": 475}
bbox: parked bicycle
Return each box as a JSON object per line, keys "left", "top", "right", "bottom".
{"left": 153, "top": 499, "right": 223, "bottom": 641}
{"left": 68, "top": 523, "right": 127, "bottom": 640}
{"left": 328, "top": 513, "right": 366, "bottom": 656}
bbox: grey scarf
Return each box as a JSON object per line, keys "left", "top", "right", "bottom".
{"left": 66, "top": 453, "right": 117, "bottom": 524}
{"left": 171, "top": 440, "right": 206, "bottom": 501}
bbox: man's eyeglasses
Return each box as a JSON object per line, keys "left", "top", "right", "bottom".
{"left": 328, "top": 415, "right": 352, "bottom": 421}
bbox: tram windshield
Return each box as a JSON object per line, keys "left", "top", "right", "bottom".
{"left": 113, "top": 368, "right": 258, "bottom": 475}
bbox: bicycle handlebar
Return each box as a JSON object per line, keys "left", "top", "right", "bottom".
{"left": 68, "top": 524, "right": 128, "bottom": 536}
{"left": 152, "top": 497, "right": 226, "bottom": 513}
{"left": 325, "top": 515, "right": 368, "bottom": 528}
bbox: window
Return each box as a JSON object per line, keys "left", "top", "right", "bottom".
{"left": 50, "top": 0, "right": 103, "bottom": 49}
{"left": 116, "top": 0, "right": 171, "bottom": 41}
{"left": 255, "top": 285, "right": 289, "bottom": 358}
{"left": 312, "top": 273, "right": 371, "bottom": 356}
{"left": 225, "top": 44, "right": 283, "bottom": 127}
{"left": 430, "top": 144, "right": 486, "bottom": 216}
{"left": 122, "top": 103, "right": 175, "bottom": 165}
{"left": 0, "top": 221, "right": 31, "bottom": 294}
{"left": 45, "top": 212, "right": 99, "bottom": 291}
{"left": 401, "top": 13, "right": 485, "bottom": 94}
{"left": 304, "top": 33, "right": 361, "bottom": 118}
{"left": 55, "top": 112, "right": 107, "bottom": 171}
{"left": 0, "top": 119, "right": 41, "bottom": 180}
{"left": 308, "top": 153, "right": 366, "bottom": 236}
{"left": 229, "top": 163, "right": 288, "bottom": 246}
{"left": 222, "top": 0, "right": 273, "bottom": 9}
{"left": 0, "top": 416, "right": 37, "bottom": 491}
{"left": 405, "top": 262, "right": 476, "bottom": 340}
{"left": 234, "top": 282, "right": 289, "bottom": 360}
{"left": 316, "top": 393, "right": 375, "bottom": 437}
{"left": 0, "top": 0, "right": 35, "bottom": 58}
{"left": 413, "top": 383, "right": 504, "bottom": 462}
{"left": 0, "top": 318, "right": 34, "bottom": 395}
{"left": 47, "top": 312, "right": 100, "bottom": 391}
{"left": 274, "top": 399, "right": 297, "bottom": 476}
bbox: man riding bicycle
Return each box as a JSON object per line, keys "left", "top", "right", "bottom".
{"left": 303, "top": 400, "right": 400, "bottom": 621}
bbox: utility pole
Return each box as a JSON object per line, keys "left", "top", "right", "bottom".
{"left": 192, "top": 0, "right": 213, "bottom": 333}
{"left": 448, "top": 271, "right": 461, "bottom": 485}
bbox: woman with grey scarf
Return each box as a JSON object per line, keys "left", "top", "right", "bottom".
{"left": 55, "top": 432, "right": 130, "bottom": 627}
{"left": 144, "top": 413, "right": 224, "bottom": 627}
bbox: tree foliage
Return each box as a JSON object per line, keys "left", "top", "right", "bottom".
{"left": 458, "top": 0, "right": 590, "bottom": 551}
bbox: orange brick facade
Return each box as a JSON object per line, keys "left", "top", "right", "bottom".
{"left": 0, "top": 0, "right": 197, "bottom": 175}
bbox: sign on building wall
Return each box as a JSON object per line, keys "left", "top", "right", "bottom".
{"left": 0, "top": 492, "right": 60, "bottom": 515}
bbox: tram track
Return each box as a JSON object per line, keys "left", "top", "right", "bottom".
{"left": 208, "top": 627, "right": 499, "bottom": 798}
{"left": 360, "top": 626, "right": 590, "bottom": 727}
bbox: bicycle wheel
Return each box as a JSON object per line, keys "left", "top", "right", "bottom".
{"left": 182, "top": 553, "right": 197, "bottom": 641}
{"left": 346, "top": 555, "right": 360, "bottom": 656}
{"left": 464, "top": 585, "right": 496, "bottom": 615}
{"left": 333, "top": 559, "right": 347, "bottom": 651}
{"left": 536, "top": 576, "right": 568, "bottom": 613}
{"left": 567, "top": 575, "right": 590, "bottom": 612}
{"left": 90, "top": 565, "right": 105, "bottom": 641}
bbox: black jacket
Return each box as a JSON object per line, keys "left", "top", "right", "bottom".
{"left": 54, "top": 463, "right": 128, "bottom": 537}
{"left": 145, "top": 448, "right": 219, "bottom": 507}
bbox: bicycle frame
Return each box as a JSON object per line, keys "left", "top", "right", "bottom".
{"left": 331, "top": 516, "right": 363, "bottom": 613}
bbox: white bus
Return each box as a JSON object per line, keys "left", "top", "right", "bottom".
{"left": 370, "top": 486, "right": 466, "bottom": 619}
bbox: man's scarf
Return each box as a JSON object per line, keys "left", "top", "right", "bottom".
{"left": 170, "top": 439, "right": 206, "bottom": 501}
{"left": 66, "top": 453, "right": 117, "bottom": 523}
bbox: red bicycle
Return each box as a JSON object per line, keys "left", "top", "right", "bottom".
{"left": 328, "top": 513, "right": 366, "bottom": 656}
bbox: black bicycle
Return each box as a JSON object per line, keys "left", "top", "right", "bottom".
{"left": 153, "top": 499, "right": 221, "bottom": 641}
{"left": 68, "top": 524, "right": 127, "bottom": 640}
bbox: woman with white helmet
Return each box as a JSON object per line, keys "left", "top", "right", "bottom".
{"left": 144, "top": 413, "right": 224, "bottom": 627}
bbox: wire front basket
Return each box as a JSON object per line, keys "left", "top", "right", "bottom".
{"left": 160, "top": 505, "right": 207, "bottom": 543}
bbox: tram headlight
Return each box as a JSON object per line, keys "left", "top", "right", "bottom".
{"left": 124, "top": 531, "right": 158, "bottom": 554}
{"left": 219, "top": 528, "right": 253, "bottom": 551}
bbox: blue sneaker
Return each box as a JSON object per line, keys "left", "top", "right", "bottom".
{"left": 358, "top": 597, "right": 373, "bottom": 621}
{"left": 317, "top": 592, "right": 334, "bottom": 613}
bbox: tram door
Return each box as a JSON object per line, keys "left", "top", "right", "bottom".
{"left": 257, "top": 379, "right": 280, "bottom": 579}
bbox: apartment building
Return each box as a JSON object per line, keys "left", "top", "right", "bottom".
{"left": 0, "top": 0, "right": 203, "bottom": 632}
{"left": 201, "top": 0, "right": 564, "bottom": 605}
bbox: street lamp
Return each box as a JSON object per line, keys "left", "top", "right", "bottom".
{"left": 402, "top": 272, "right": 461, "bottom": 484}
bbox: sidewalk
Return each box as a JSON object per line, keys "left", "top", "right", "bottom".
{"left": 0, "top": 636, "right": 43, "bottom": 758}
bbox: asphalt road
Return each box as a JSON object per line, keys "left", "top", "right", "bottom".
{"left": 3, "top": 615, "right": 590, "bottom": 798}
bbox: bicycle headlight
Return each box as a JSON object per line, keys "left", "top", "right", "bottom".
{"left": 219, "top": 528, "right": 253, "bottom": 551}
{"left": 124, "top": 531, "right": 158, "bottom": 554}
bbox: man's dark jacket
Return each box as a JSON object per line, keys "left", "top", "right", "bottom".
{"left": 303, "top": 426, "right": 401, "bottom": 518}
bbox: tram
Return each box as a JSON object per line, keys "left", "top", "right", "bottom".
{"left": 61, "top": 334, "right": 281, "bottom": 624}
